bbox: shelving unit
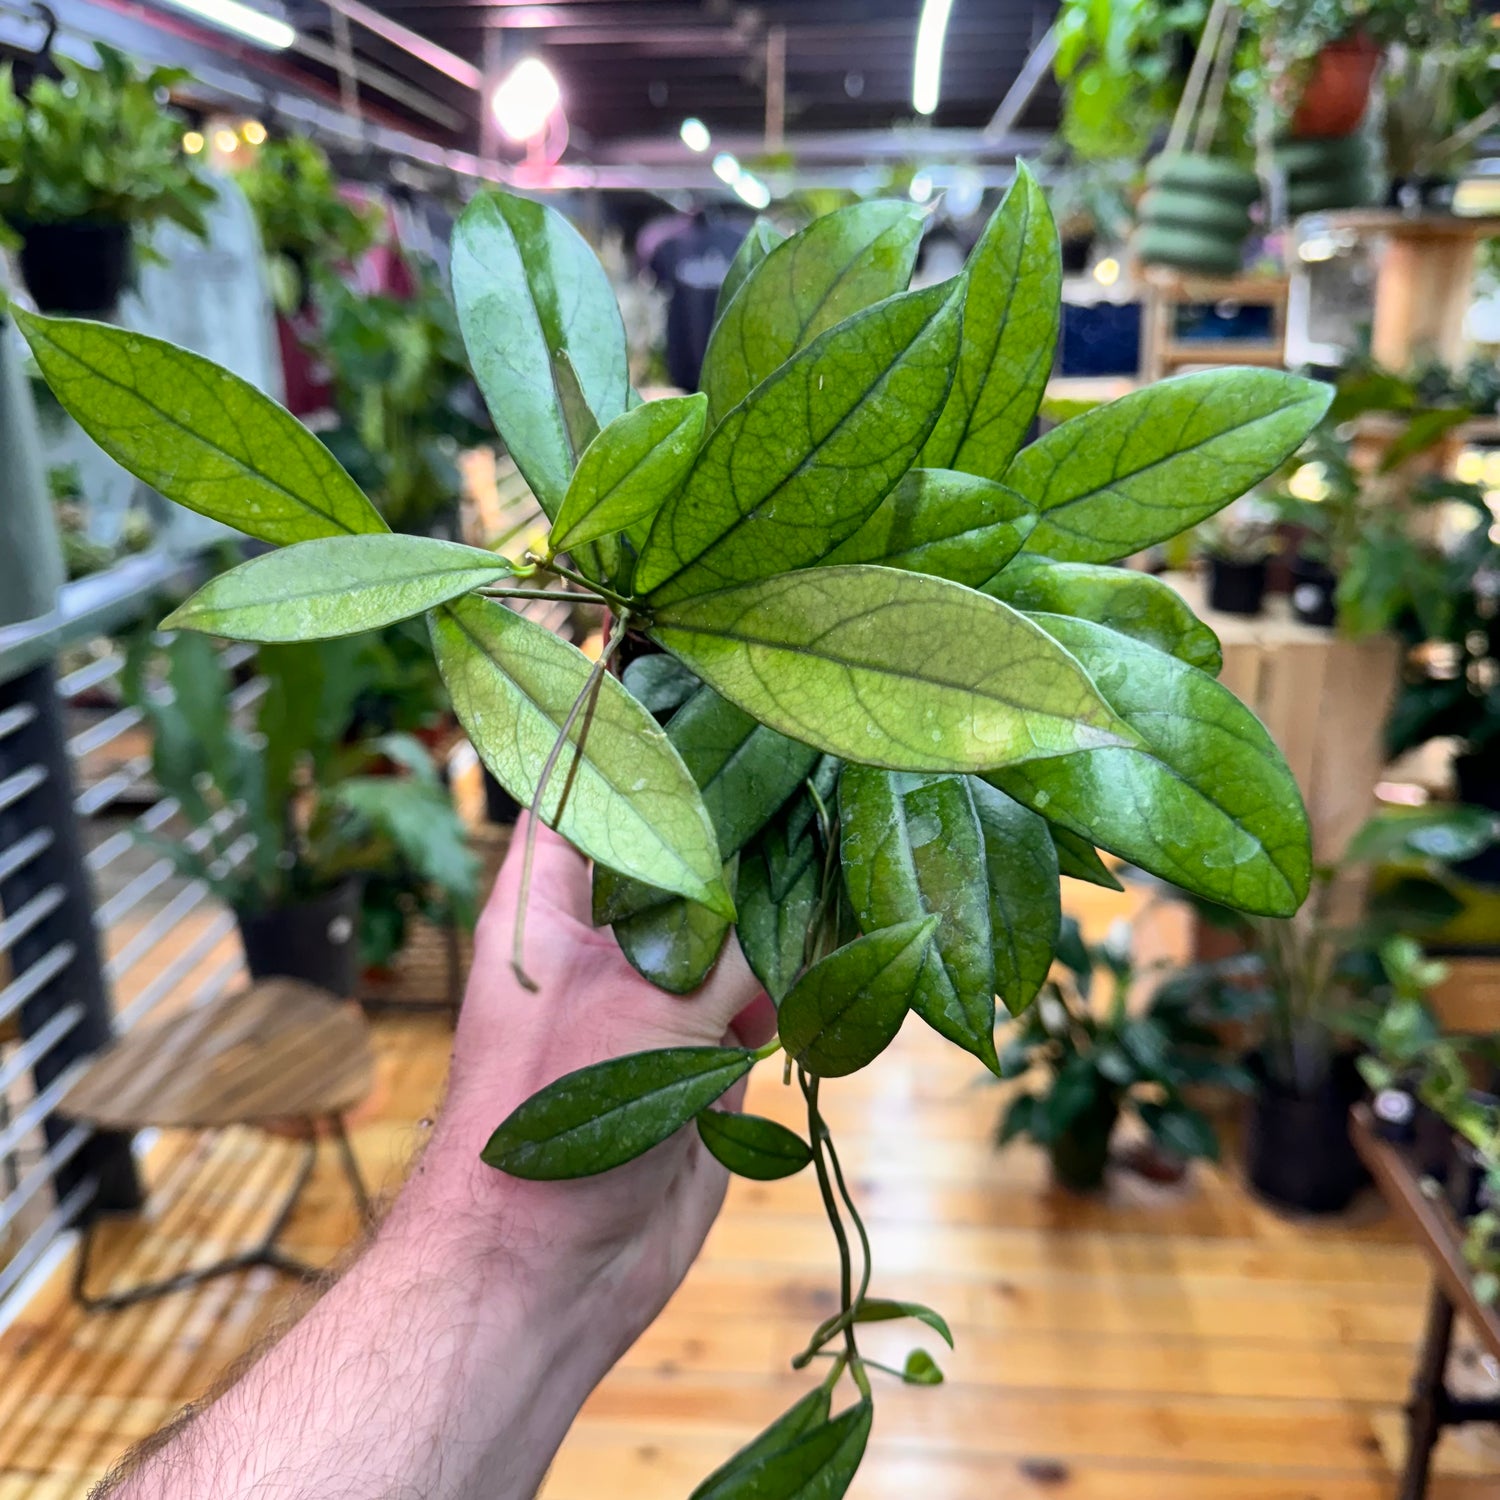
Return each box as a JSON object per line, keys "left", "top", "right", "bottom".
{"left": 1138, "top": 267, "right": 1289, "bottom": 382}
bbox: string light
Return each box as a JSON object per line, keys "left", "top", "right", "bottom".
{"left": 679, "top": 117, "right": 710, "bottom": 152}
{"left": 182, "top": 130, "right": 205, "bottom": 155}
{"left": 491, "top": 58, "right": 561, "bottom": 143}
{"left": 242, "top": 119, "right": 267, "bottom": 145}
{"left": 213, "top": 127, "right": 240, "bottom": 154}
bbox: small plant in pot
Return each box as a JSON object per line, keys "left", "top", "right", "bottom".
{"left": 996, "top": 919, "right": 1252, "bottom": 1193}
{"left": 1196, "top": 498, "right": 1278, "bottom": 617}
{"left": 122, "top": 630, "right": 476, "bottom": 994}
{"left": 0, "top": 43, "right": 215, "bottom": 315}
{"left": 19, "top": 172, "right": 1331, "bottom": 1493}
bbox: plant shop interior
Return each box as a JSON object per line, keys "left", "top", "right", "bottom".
{"left": 2, "top": 0, "right": 1500, "bottom": 1495}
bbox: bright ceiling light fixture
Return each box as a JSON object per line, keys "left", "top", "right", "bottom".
{"left": 912, "top": 0, "right": 956, "bottom": 116}
{"left": 734, "top": 171, "right": 771, "bottom": 209}
{"left": 491, "top": 57, "right": 561, "bottom": 143}
{"left": 154, "top": 0, "right": 295, "bottom": 51}
{"left": 712, "top": 151, "right": 741, "bottom": 185}
{"left": 680, "top": 116, "right": 711, "bottom": 152}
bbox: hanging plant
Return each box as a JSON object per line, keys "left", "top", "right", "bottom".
{"left": 15, "top": 171, "right": 1331, "bottom": 1495}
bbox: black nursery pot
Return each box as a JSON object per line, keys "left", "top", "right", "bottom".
{"left": 237, "top": 879, "right": 362, "bottom": 996}
{"left": 1451, "top": 752, "right": 1500, "bottom": 885}
{"left": 482, "top": 766, "right": 522, "bottom": 826}
{"left": 1207, "top": 556, "right": 1268, "bottom": 617}
{"left": 18, "top": 221, "right": 131, "bottom": 316}
{"left": 1244, "top": 1053, "right": 1368, "bottom": 1215}
{"left": 1049, "top": 1094, "right": 1120, "bottom": 1195}
{"left": 1289, "top": 554, "right": 1337, "bottom": 629}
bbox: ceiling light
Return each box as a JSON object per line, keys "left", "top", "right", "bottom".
{"left": 680, "top": 117, "right": 711, "bottom": 152}
{"left": 154, "top": 0, "right": 295, "bottom": 50}
{"left": 213, "top": 127, "right": 240, "bottom": 153}
{"left": 182, "top": 130, "right": 205, "bottom": 154}
{"left": 734, "top": 172, "right": 771, "bottom": 210}
{"left": 491, "top": 58, "right": 561, "bottom": 143}
{"left": 908, "top": 171, "right": 933, "bottom": 204}
{"left": 242, "top": 119, "right": 267, "bottom": 145}
{"left": 1093, "top": 256, "right": 1121, "bottom": 287}
{"left": 912, "top": 0, "right": 956, "bottom": 115}
{"left": 712, "top": 151, "right": 741, "bottom": 185}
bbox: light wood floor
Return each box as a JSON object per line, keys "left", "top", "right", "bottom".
{"left": 2, "top": 890, "right": 1499, "bottom": 1498}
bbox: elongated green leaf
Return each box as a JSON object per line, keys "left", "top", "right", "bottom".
{"left": 649, "top": 566, "right": 1135, "bottom": 774}
{"left": 691, "top": 1399, "right": 871, "bottom": 1500}
{"left": 1010, "top": 370, "right": 1333, "bottom": 564}
{"left": 551, "top": 394, "right": 708, "bottom": 553}
{"left": 622, "top": 654, "right": 700, "bottom": 717}
{"left": 637, "top": 283, "right": 961, "bottom": 603}
{"left": 778, "top": 918, "right": 936, "bottom": 1077}
{"left": 689, "top": 1389, "right": 831, "bottom": 1500}
{"left": 920, "top": 163, "right": 1060, "bottom": 479}
{"left": 701, "top": 200, "right": 925, "bottom": 421}
{"left": 714, "top": 218, "right": 788, "bottom": 324}
{"left": 840, "top": 767, "right": 998, "bottom": 1071}
{"left": 482, "top": 1045, "right": 753, "bottom": 1179}
{"left": 16, "top": 310, "right": 385, "bottom": 545}
{"left": 983, "top": 557, "right": 1222, "bottom": 674}
{"left": 821, "top": 469, "right": 1036, "bottom": 587}
{"left": 611, "top": 859, "right": 737, "bottom": 995}
{"left": 697, "top": 1109, "right": 813, "bottom": 1180}
{"left": 431, "top": 596, "right": 730, "bottom": 915}
{"left": 452, "top": 191, "right": 629, "bottom": 517}
{"left": 969, "top": 779, "right": 1061, "bottom": 1014}
{"left": 851, "top": 1299, "right": 954, "bottom": 1348}
{"left": 162, "top": 536, "right": 513, "bottom": 641}
{"left": 736, "top": 821, "right": 821, "bottom": 1003}
{"left": 989, "top": 615, "right": 1311, "bottom": 916}
{"left": 1050, "top": 825, "right": 1123, "bottom": 889}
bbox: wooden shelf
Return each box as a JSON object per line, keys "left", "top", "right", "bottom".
{"left": 1158, "top": 340, "right": 1286, "bottom": 368}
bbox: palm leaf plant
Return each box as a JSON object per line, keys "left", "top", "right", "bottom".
{"left": 15, "top": 169, "right": 1331, "bottom": 1495}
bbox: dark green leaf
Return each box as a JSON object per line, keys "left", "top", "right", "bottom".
{"left": 714, "top": 217, "right": 788, "bottom": 325}
{"left": 969, "top": 780, "right": 1062, "bottom": 1015}
{"left": 1050, "top": 826, "right": 1123, "bottom": 890}
{"left": 452, "top": 191, "right": 628, "bottom": 517}
{"left": 551, "top": 393, "right": 708, "bottom": 553}
{"left": 997, "top": 1092, "right": 1038, "bottom": 1144}
{"left": 690, "top": 1400, "right": 871, "bottom": 1500}
{"left": 431, "top": 597, "right": 731, "bottom": 915}
{"left": 1009, "top": 370, "right": 1333, "bottom": 563}
{"left": 1139, "top": 1100, "right": 1220, "bottom": 1162}
{"left": 637, "top": 282, "right": 961, "bottom": 603}
{"left": 482, "top": 1045, "right": 754, "bottom": 1179}
{"left": 921, "top": 163, "right": 1061, "bottom": 479}
{"left": 850, "top": 1298, "right": 954, "bottom": 1348}
{"left": 821, "top": 469, "right": 1036, "bottom": 587}
{"left": 611, "top": 860, "right": 737, "bottom": 995}
{"left": 1344, "top": 806, "right": 1496, "bottom": 866}
{"left": 778, "top": 918, "right": 937, "bottom": 1077}
{"left": 162, "top": 535, "right": 514, "bottom": 641}
{"left": 701, "top": 200, "right": 924, "bottom": 421}
{"left": 622, "top": 654, "right": 700, "bottom": 717}
{"left": 989, "top": 616, "right": 1311, "bottom": 917}
{"left": 16, "top": 310, "right": 386, "bottom": 545}
{"left": 840, "top": 766, "right": 998, "bottom": 1071}
{"left": 983, "top": 556, "right": 1222, "bottom": 674}
{"left": 902, "top": 1349, "right": 944, "bottom": 1385}
{"left": 688, "top": 1388, "right": 830, "bottom": 1500}
{"left": 1046, "top": 1056, "right": 1103, "bottom": 1135}
{"left": 1053, "top": 916, "right": 1093, "bottom": 992}
{"left": 649, "top": 566, "right": 1135, "bottom": 773}
{"left": 736, "top": 822, "right": 821, "bottom": 1003}
{"left": 697, "top": 1109, "right": 813, "bottom": 1179}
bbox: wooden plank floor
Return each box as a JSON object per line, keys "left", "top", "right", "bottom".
{"left": 3, "top": 891, "right": 1500, "bottom": 1497}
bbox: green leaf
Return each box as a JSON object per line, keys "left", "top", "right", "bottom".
{"left": 969, "top": 780, "right": 1062, "bottom": 1015}
{"left": 15, "top": 310, "right": 386, "bottom": 545}
{"left": 1344, "top": 806, "right": 1496, "bottom": 865}
{"left": 902, "top": 1349, "right": 945, "bottom": 1386}
{"left": 696, "top": 1109, "right": 813, "bottom": 1180}
{"left": 997, "top": 1092, "right": 1038, "bottom": 1145}
{"left": 649, "top": 566, "right": 1135, "bottom": 773}
{"left": 989, "top": 615, "right": 1311, "bottom": 917}
{"left": 736, "top": 821, "right": 821, "bottom": 1003}
{"left": 1050, "top": 825, "right": 1124, "bottom": 890}
{"left": 821, "top": 469, "right": 1036, "bottom": 587}
{"left": 622, "top": 654, "right": 700, "bottom": 717}
{"left": 690, "top": 1400, "right": 871, "bottom": 1500}
{"left": 430, "top": 596, "right": 731, "bottom": 916}
{"left": 850, "top": 1298, "right": 954, "bottom": 1348}
{"left": 983, "top": 557, "right": 1222, "bottom": 674}
{"left": 482, "top": 1045, "right": 753, "bottom": 1179}
{"left": 637, "top": 282, "right": 961, "bottom": 603}
{"left": 550, "top": 394, "right": 708, "bottom": 553}
{"left": 452, "top": 190, "right": 629, "bottom": 517}
{"left": 713, "top": 217, "right": 788, "bottom": 324}
{"left": 1010, "top": 369, "right": 1333, "bottom": 563}
{"left": 839, "top": 767, "right": 998, "bottom": 1071}
{"left": 162, "top": 535, "right": 514, "bottom": 641}
{"left": 1139, "top": 1100, "right": 1220, "bottom": 1162}
{"left": 700, "top": 200, "right": 925, "bottom": 421}
{"left": 778, "top": 918, "right": 937, "bottom": 1077}
{"left": 688, "top": 1388, "right": 830, "bottom": 1500}
{"left": 921, "top": 163, "right": 1061, "bottom": 479}
{"left": 610, "top": 860, "right": 737, "bottom": 995}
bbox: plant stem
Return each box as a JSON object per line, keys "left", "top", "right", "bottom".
{"left": 825, "top": 1131, "right": 872, "bottom": 1314}
{"left": 511, "top": 611, "right": 629, "bottom": 990}
{"left": 531, "top": 555, "right": 635, "bottom": 614}
{"left": 479, "top": 586, "right": 603, "bottom": 605}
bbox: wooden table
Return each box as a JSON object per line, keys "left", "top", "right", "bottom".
{"left": 1352, "top": 1104, "right": 1500, "bottom": 1498}
{"left": 60, "top": 979, "right": 375, "bottom": 1309}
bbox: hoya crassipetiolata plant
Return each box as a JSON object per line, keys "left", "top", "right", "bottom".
{"left": 17, "top": 168, "right": 1330, "bottom": 1496}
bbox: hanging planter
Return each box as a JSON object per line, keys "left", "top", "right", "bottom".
{"left": 16, "top": 220, "right": 132, "bottom": 317}
{"left": 1273, "top": 132, "right": 1382, "bottom": 216}
{"left": 1288, "top": 32, "right": 1381, "bottom": 140}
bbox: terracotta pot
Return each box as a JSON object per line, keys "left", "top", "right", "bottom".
{"left": 1290, "top": 34, "right": 1381, "bottom": 139}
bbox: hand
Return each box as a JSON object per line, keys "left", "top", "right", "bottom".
{"left": 413, "top": 816, "right": 775, "bottom": 1362}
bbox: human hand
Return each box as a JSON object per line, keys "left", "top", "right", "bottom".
{"left": 411, "top": 816, "right": 774, "bottom": 1362}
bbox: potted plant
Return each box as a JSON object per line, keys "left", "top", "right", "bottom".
{"left": 20, "top": 173, "right": 1331, "bottom": 1491}
{"left": 1196, "top": 497, "right": 1279, "bottom": 616}
{"left": 1245, "top": 0, "right": 1384, "bottom": 139}
{"left": 122, "top": 629, "right": 477, "bottom": 994}
{"left": 996, "top": 919, "right": 1253, "bottom": 1193}
{"left": 0, "top": 43, "right": 215, "bottom": 315}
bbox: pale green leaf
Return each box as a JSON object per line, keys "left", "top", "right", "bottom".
{"left": 713, "top": 217, "right": 787, "bottom": 324}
